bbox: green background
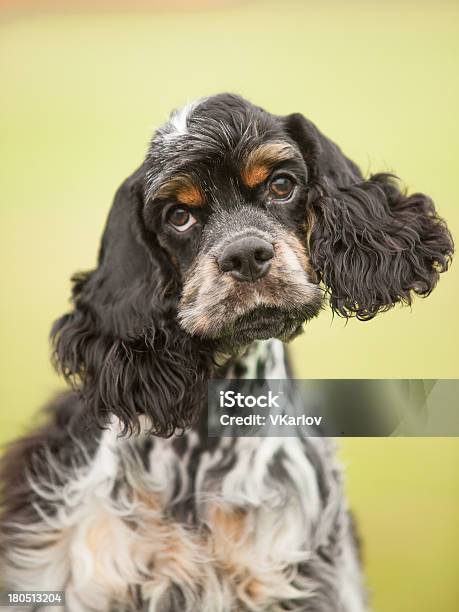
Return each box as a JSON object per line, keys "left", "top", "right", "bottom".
{"left": 1, "top": 1, "right": 458, "bottom": 610}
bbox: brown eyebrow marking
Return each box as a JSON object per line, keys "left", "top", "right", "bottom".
{"left": 241, "top": 142, "right": 296, "bottom": 188}
{"left": 154, "top": 175, "right": 205, "bottom": 207}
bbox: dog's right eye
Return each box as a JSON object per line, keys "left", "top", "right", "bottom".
{"left": 269, "top": 175, "right": 295, "bottom": 200}
{"left": 167, "top": 206, "right": 197, "bottom": 232}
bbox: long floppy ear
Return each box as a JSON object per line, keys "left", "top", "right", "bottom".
{"left": 284, "top": 114, "right": 454, "bottom": 320}
{"left": 51, "top": 165, "right": 213, "bottom": 437}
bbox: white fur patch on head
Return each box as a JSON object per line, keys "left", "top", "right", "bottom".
{"left": 165, "top": 97, "right": 207, "bottom": 139}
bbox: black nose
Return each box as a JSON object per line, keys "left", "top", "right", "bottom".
{"left": 218, "top": 236, "right": 274, "bottom": 282}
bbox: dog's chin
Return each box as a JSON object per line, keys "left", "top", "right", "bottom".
{"left": 213, "top": 305, "right": 317, "bottom": 350}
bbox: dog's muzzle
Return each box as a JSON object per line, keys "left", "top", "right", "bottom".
{"left": 177, "top": 207, "right": 323, "bottom": 344}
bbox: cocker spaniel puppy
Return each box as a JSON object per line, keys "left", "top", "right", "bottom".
{"left": 0, "top": 94, "right": 453, "bottom": 611}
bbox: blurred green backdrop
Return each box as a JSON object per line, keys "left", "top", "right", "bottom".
{"left": 1, "top": 1, "right": 458, "bottom": 610}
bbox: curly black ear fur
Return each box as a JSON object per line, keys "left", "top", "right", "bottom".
{"left": 51, "top": 165, "right": 213, "bottom": 437}
{"left": 285, "top": 114, "right": 454, "bottom": 319}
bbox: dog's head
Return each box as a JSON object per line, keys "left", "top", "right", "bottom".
{"left": 147, "top": 96, "right": 326, "bottom": 347}
{"left": 52, "top": 93, "right": 453, "bottom": 436}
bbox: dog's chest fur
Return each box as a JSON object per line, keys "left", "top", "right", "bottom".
{"left": 1, "top": 340, "right": 366, "bottom": 612}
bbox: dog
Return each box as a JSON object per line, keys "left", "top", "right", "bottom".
{"left": 0, "top": 94, "right": 453, "bottom": 611}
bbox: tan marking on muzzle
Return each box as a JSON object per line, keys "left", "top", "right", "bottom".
{"left": 281, "top": 230, "right": 316, "bottom": 280}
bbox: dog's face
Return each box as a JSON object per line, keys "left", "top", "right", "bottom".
{"left": 51, "top": 93, "right": 453, "bottom": 436}
{"left": 144, "top": 96, "right": 323, "bottom": 347}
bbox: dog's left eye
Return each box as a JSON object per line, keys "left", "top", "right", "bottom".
{"left": 167, "top": 206, "right": 197, "bottom": 232}
{"left": 269, "top": 175, "right": 295, "bottom": 199}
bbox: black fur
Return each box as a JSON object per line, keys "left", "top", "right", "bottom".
{"left": 0, "top": 94, "right": 454, "bottom": 611}
{"left": 309, "top": 173, "right": 452, "bottom": 319}
{"left": 51, "top": 166, "right": 214, "bottom": 437}
{"left": 50, "top": 93, "right": 453, "bottom": 438}
{"left": 284, "top": 112, "right": 453, "bottom": 319}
